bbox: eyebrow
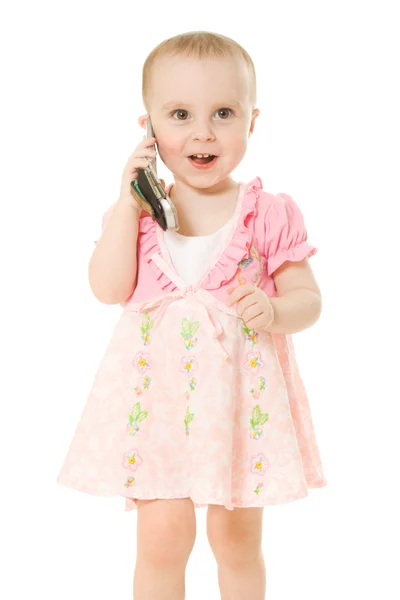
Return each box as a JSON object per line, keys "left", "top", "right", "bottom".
{"left": 162, "top": 100, "right": 243, "bottom": 110}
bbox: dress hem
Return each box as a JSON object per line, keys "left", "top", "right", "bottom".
{"left": 56, "top": 475, "right": 327, "bottom": 512}
{"left": 123, "top": 483, "right": 328, "bottom": 512}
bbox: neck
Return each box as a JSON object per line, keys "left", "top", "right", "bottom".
{"left": 166, "top": 176, "right": 241, "bottom": 237}
{"left": 169, "top": 176, "right": 239, "bottom": 210}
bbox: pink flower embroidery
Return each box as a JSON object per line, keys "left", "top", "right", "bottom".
{"left": 135, "top": 352, "right": 151, "bottom": 374}
{"left": 180, "top": 356, "right": 198, "bottom": 375}
{"left": 246, "top": 331, "right": 259, "bottom": 346}
{"left": 124, "top": 476, "right": 135, "bottom": 488}
{"left": 250, "top": 453, "right": 269, "bottom": 475}
{"left": 254, "top": 482, "right": 264, "bottom": 495}
{"left": 244, "top": 352, "right": 265, "bottom": 376}
{"left": 122, "top": 447, "right": 143, "bottom": 472}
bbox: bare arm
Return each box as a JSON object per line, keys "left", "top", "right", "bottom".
{"left": 228, "top": 258, "right": 322, "bottom": 335}
{"left": 267, "top": 257, "right": 322, "bottom": 334}
{"left": 267, "top": 288, "right": 322, "bottom": 334}
{"left": 88, "top": 197, "right": 141, "bottom": 305}
{"left": 88, "top": 132, "right": 158, "bottom": 305}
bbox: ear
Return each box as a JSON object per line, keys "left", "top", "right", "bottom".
{"left": 248, "top": 108, "right": 260, "bottom": 137}
{"left": 138, "top": 114, "right": 148, "bottom": 130}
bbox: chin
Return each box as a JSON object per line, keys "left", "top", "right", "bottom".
{"left": 179, "top": 174, "right": 227, "bottom": 190}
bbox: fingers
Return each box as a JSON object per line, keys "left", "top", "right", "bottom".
{"left": 119, "top": 134, "right": 159, "bottom": 202}
{"left": 122, "top": 157, "right": 150, "bottom": 178}
{"left": 235, "top": 292, "right": 258, "bottom": 317}
{"left": 141, "top": 135, "right": 157, "bottom": 150}
{"left": 226, "top": 284, "right": 255, "bottom": 307}
{"left": 245, "top": 313, "right": 270, "bottom": 330}
{"left": 241, "top": 303, "right": 264, "bottom": 325}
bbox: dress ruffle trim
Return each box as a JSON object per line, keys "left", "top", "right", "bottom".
{"left": 139, "top": 216, "right": 177, "bottom": 293}
{"left": 138, "top": 177, "right": 263, "bottom": 292}
{"left": 200, "top": 177, "right": 262, "bottom": 290}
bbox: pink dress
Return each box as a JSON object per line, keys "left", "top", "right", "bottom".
{"left": 57, "top": 177, "right": 327, "bottom": 511}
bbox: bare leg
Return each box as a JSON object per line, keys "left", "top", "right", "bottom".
{"left": 207, "top": 505, "right": 266, "bottom": 600}
{"left": 133, "top": 498, "right": 196, "bottom": 600}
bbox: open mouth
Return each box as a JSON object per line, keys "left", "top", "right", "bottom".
{"left": 188, "top": 155, "right": 217, "bottom": 166}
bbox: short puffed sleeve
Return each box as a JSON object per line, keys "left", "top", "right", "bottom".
{"left": 93, "top": 203, "right": 116, "bottom": 245}
{"left": 265, "top": 192, "right": 318, "bottom": 276}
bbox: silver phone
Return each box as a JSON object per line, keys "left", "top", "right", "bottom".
{"left": 130, "top": 117, "right": 179, "bottom": 231}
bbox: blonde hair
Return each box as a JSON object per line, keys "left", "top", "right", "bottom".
{"left": 142, "top": 31, "right": 257, "bottom": 111}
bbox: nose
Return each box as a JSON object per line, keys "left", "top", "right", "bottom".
{"left": 191, "top": 124, "right": 216, "bottom": 143}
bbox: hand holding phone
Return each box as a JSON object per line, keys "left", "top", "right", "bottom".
{"left": 130, "top": 117, "right": 179, "bottom": 231}
{"left": 119, "top": 135, "right": 157, "bottom": 210}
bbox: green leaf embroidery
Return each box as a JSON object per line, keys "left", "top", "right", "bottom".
{"left": 189, "top": 322, "right": 199, "bottom": 335}
{"left": 242, "top": 319, "right": 251, "bottom": 335}
{"left": 182, "top": 318, "right": 190, "bottom": 335}
{"left": 181, "top": 318, "right": 200, "bottom": 339}
{"left": 140, "top": 313, "right": 154, "bottom": 335}
{"left": 251, "top": 405, "right": 269, "bottom": 426}
{"left": 136, "top": 411, "right": 148, "bottom": 423}
{"left": 185, "top": 406, "right": 195, "bottom": 425}
{"left": 129, "top": 402, "right": 148, "bottom": 423}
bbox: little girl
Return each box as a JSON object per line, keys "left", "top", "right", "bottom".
{"left": 57, "top": 31, "right": 327, "bottom": 600}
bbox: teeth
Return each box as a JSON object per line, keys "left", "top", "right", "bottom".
{"left": 193, "top": 154, "right": 213, "bottom": 158}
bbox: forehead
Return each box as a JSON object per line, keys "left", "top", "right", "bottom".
{"left": 148, "top": 56, "right": 251, "bottom": 108}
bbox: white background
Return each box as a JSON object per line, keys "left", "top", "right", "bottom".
{"left": 1, "top": 1, "right": 399, "bottom": 598}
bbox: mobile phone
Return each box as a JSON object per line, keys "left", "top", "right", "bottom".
{"left": 130, "top": 117, "right": 179, "bottom": 231}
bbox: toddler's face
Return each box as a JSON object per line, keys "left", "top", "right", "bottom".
{"left": 140, "top": 56, "right": 259, "bottom": 188}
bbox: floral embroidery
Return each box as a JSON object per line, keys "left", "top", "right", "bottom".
{"left": 250, "top": 246, "right": 263, "bottom": 286}
{"left": 126, "top": 402, "right": 148, "bottom": 436}
{"left": 180, "top": 318, "right": 200, "bottom": 433}
{"left": 180, "top": 356, "right": 198, "bottom": 375}
{"left": 242, "top": 321, "right": 259, "bottom": 347}
{"left": 122, "top": 447, "right": 143, "bottom": 472}
{"left": 140, "top": 312, "right": 154, "bottom": 346}
{"left": 238, "top": 257, "right": 254, "bottom": 269}
{"left": 184, "top": 405, "right": 195, "bottom": 436}
{"left": 181, "top": 318, "right": 200, "bottom": 350}
{"left": 133, "top": 386, "right": 143, "bottom": 397}
{"left": 184, "top": 378, "right": 197, "bottom": 401}
{"left": 135, "top": 352, "right": 151, "bottom": 375}
{"left": 249, "top": 405, "right": 269, "bottom": 440}
{"left": 123, "top": 476, "right": 135, "bottom": 488}
{"left": 250, "top": 453, "right": 269, "bottom": 475}
{"left": 237, "top": 256, "right": 252, "bottom": 285}
{"left": 244, "top": 351, "right": 265, "bottom": 376}
{"left": 237, "top": 246, "right": 264, "bottom": 287}
{"left": 254, "top": 482, "right": 264, "bottom": 495}
{"left": 250, "top": 376, "right": 267, "bottom": 399}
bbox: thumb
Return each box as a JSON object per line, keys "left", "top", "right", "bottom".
{"left": 160, "top": 178, "right": 166, "bottom": 188}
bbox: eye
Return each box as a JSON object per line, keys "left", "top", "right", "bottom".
{"left": 171, "top": 109, "right": 189, "bottom": 120}
{"left": 215, "top": 108, "right": 233, "bottom": 119}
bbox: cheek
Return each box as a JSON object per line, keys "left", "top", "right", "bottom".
{"left": 221, "top": 128, "right": 248, "bottom": 155}
{"left": 229, "top": 138, "right": 247, "bottom": 154}
{"left": 156, "top": 135, "right": 183, "bottom": 159}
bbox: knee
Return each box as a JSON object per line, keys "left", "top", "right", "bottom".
{"left": 207, "top": 518, "right": 262, "bottom": 569}
{"left": 137, "top": 501, "right": 196, "bottom": 568}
